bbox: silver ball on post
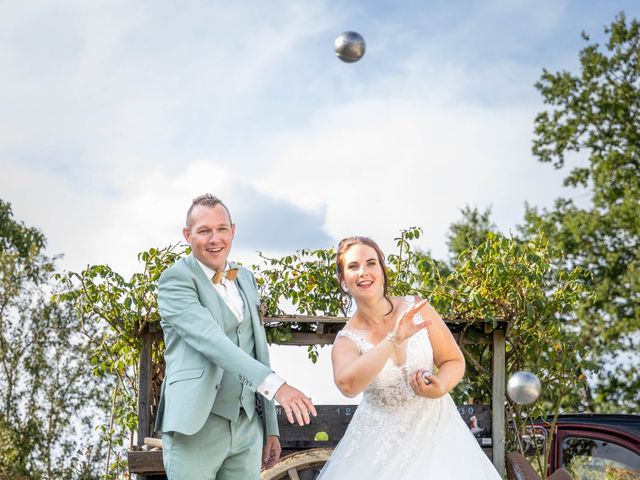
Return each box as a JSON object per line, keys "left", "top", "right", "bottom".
{"left": 507, "top": 371, "right": 542, "bottom": 405}
{"left": 335, "top": 31, "right": 366, "bottom": 63}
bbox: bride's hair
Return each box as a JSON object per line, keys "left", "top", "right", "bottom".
{"left": 336, "top": 236, "right": 394, "bottom": 315}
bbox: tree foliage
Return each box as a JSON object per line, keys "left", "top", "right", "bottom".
{"left": 446, "top": 206, "right": 497, "bottom": 262}
{"left": 255, "top": 247, "right": 343, "bottom": 362}
{"left": 525, "top": 13, "right": 640, "bottom": 412}
{"left": 0, "top": 200, "right": 109, "bottom": 479}
{"left": 55, "top": 244, "right": 186, "bottom": 478}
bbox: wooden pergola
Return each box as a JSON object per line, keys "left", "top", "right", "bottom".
{"left": 129, "top": 316, "right": 507, "bottom": 478}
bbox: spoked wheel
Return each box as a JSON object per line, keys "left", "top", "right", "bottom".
{"left": 260, "top": 448, "right": 332, "bottom": 480}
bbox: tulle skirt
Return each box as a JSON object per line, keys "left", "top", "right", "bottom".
{"left": 317, "top": 394, "right": 501, "bottom": 480}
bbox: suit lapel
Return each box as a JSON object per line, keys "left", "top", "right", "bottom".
{"left": 232, "top": 264, "right": 269, "bottom": 361}
{"left": 233, "top": 266, "right": 256, "bottom": 320}
{"left": 184, "top": 255, "right": 227, "bottom": 320}
{"left": 185, "top": 254, "right": 210, "bottom": 283}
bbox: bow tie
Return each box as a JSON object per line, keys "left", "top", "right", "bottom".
{"left": 212, "top": 268, "right": 239, "bottom": 284}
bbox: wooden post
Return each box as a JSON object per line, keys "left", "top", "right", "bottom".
{"left": 138, "top": 328, "right": 153, "bottom": 448}
{"left": 491, "top": 328, "right": 506, "bottom": 476}
{"left": 136, "top": 326, "right": 154, "bottom": 480}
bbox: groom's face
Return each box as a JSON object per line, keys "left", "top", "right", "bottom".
{"left": 183, "top": 204, "right": 235, "bottom": 272}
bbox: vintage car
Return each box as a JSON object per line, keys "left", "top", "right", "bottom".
{"left": 522, "top": 413, "right": 640, "bottom": 479}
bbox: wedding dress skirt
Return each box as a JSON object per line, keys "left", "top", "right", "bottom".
{"left": 317, "top": 304, "right": 501, "bottom": 479}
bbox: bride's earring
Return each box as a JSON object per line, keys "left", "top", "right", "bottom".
{"left": 342, "top": 283, "right": 349, "bottom": 293}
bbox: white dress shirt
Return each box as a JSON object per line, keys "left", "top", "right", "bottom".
{"left": 194, "top": 257, "right": 284, "bottom": 401}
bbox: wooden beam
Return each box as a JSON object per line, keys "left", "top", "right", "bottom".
{"left": 274, "top": 333, "right": 493, "bottom": 346}
{"left": 263, "top": 315, "right": 349, "bottom": 324}
{"left": 137, "top": 329, "right": 153, "bottom": 448}
{"left": 279, "top": 333, "right": 337, "bottom": 346}
{"left": 263, "top": 315, "right": 506, "bottom": 346}
{"left": 128, "top": 449, "right": 165, "bottom": 475}
{"left": 451, "top": 332, "right": 491, "bottom": 345}
{"left": 264, "top": 314, "right": 500, "bottom": 325}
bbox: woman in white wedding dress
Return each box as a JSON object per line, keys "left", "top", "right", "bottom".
{"left": 317, "top": 236, "right": 501, "bottom": 480}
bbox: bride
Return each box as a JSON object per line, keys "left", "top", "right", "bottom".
{"left": 317, "top": 236, "right": 501, "bottom": 479}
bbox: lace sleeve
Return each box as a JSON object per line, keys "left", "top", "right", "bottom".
{"left": 336, "top": 329, "right": 371, "bottom": 355}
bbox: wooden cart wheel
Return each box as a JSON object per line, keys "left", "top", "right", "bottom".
{"left": 260, "top": 448, "right": 332, "bottom": 480}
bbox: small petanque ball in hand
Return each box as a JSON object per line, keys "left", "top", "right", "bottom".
{"left": 335, "top": 31, "right": 366, "bottom": 63}
{"left": 507, "top": 371, "right": 542, "bottom": 405}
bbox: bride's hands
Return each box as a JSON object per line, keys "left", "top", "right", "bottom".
{"left": 410, "top": 369, "right": 447, "bottom": 398}
{"left": 391, "top": 299, "right": 431, "bottom": 343}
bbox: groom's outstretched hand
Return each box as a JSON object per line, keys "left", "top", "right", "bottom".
{"left": 262, "top": 435, "right": 281, "bottom": 470}
{"left": 274, "top": 384, "right": 317, "bottom": 426}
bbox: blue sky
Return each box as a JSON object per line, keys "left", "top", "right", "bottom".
{"left": 2, "top": 1, "right": 639, "bottom": 401}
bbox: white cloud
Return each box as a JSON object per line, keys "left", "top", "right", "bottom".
{"left": 0, "top": 162, "right": 111, "bottom": 265}
{"left": 1, "top": 158, "right": 333, "bottom": 277}
{"left": 251, "top": 93, "right": 565, "bottom": 259}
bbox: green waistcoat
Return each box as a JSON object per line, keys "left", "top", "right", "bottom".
{"left": 211, "top": 286, "right": 257, "bottom": 422}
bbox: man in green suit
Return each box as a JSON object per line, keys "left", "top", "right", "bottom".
{"left": 156, "top": 194, "right": 316, "bottom": 479}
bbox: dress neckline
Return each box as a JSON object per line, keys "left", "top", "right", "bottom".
{"left": 337, "top": 329, "right": 411, "bottom": 369}
{"left": 338, "top": 296, "right": 421, "bottom": 368}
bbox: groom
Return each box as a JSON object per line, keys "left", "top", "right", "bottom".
{"left": 155, "top": 194, "right": 316, "bottom": 479}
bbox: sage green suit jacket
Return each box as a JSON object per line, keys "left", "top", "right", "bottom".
{"left": 155, "top": 255, "right": 279, "bottom": 438}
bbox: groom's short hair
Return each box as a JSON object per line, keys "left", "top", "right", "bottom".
{"left": 186, "top": 194, "right": 233, "bottom": 228}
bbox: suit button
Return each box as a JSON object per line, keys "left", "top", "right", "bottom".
{"left": 264, "top": 390, "right": 270, "bottom": 396}
{"left": 215, "top": 384, "right": 220, "bottom": 390}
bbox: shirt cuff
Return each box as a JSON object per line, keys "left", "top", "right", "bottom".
{"left": 258, "top": 373, "right": 285, "bottom": 401}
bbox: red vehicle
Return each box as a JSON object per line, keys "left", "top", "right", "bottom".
{"left": 523, "top": 414, "right": 640, "bottom": 479}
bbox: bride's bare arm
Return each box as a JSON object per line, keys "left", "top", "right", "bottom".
{"left": 332, "top": 300, "right": 431, "bottom": 397}
{"left": 410, "top": 303, "right": 465, "bottom": 398}
{"left": 331, "top": 336, "right": 395, "bottom": 397}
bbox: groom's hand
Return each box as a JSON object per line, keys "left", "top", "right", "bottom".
{"left": 262, "top": 435, "right": 281, "bottom": 470}
{"left": 274, "top": 384, "right": 317, "bottom": 426}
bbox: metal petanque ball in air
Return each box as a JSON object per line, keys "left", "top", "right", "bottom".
{"left": 507, "top": 371, "right": 542, "bottom": 405}
{"left": 335, "top": 31, "right": 366, "bottom": 63}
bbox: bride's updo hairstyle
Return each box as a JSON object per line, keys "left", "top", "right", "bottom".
{"left": 336, "top": 236, "right": 394, "bottom": 315}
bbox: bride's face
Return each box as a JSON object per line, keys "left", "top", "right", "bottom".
{"left": 341, "top": 244, "right": 385, "bottom": 299}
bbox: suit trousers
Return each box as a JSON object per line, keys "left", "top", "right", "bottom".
{"left": 163, "top": 410, "right": 263, "bottom": 480}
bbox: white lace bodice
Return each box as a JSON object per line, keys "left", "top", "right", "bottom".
{"left": 333, "top": 298, "right": 440, "bottom": 466}
{"left": 336, "top": 327, "right": 434, "bottom": 410}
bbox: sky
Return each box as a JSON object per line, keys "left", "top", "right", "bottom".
{"left": 2, "top": 0, "right": 639, "bottom": 403}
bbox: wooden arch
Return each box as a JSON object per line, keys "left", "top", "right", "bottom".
{"left": 128, "top": 316, "right": 507, "bottom": 478}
